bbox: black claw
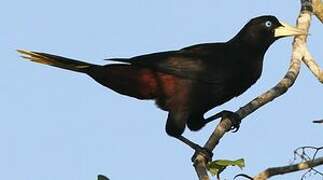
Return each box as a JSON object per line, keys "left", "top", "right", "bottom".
{"left": 219, "top": 110, "right": 241, "bottom": 133}
{"left": 230, "top": 124, "right": 240, "bottom": 132}
{"left": 230, "top": 117, "right": 241, "bottom": 133}
{"left": 205, "top": 110, "right": 242, "bottom": 133}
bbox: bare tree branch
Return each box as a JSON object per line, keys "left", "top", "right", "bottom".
{"left": 313, "top": 0, "right": 323, "bottom": 23}
{"left": 192, "top": 0, "right": 314, "bottom": 179}
{"left": 302, "top": 46, "right": 323, "bottom": 83}
{"left": 313, "top": 119, "right": 323, "bottom": 123}
{"left": 294, "top": 146, "right": 323, "bottom": 179}
{"left": 252, "top": 156, "right": 323, "bottom": 180}
{"left": 252, "top": 146, "right": 323, "bottom": 180}
{"left": 301, "top": 0, "right": 323, "bottom": 82}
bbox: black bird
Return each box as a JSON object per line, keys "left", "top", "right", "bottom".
{"left": 18, "top": 15, "right": 305, "bottom": 153}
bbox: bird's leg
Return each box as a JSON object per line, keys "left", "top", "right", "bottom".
{"left": 177, "top": 136, "right": 213, "bottom": 160}
{"left": 204, "top": 110, "right": 241, "bottom": 132}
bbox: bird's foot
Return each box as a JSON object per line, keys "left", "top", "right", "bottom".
{"left": 177, "top": 136, "right": 213, "bottom": 161}
{"left": 191, "top": 145, "right": 213, "bottom": 162}
{"left": 207, "top": 110, "right": 241, "bottom": 132}
{"left": 219, "top": 110, "right": 241, "bottom": 133}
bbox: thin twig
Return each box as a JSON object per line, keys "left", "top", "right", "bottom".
{"left": 253, "top": 156, "right": 323, "bottom": 180}
{"left": 313, "top": 119, "right": 323, "bottom": 123}
{"left": 294, "top": 146, "right": 323, "bottom": 179}
{"left": 235, "top": 146, "right": 323, "bottom": 180}
{"left": 252, "top": 146, "right": 323, "bottom": 180}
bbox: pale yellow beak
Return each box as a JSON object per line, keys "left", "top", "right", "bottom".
{"left": 274, "top": 22, "right": 307, "bottom": 37}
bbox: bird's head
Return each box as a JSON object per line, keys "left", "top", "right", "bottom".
{"left": 232, "top": 15, "right": 307, "bottom": 54}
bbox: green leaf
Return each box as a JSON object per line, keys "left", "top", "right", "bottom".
{"left": 207, "top": 158, "right": 245, "bottom": 177}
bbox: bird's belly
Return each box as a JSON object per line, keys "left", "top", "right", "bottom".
{"left": 202, "top": 75, "right": 259, "bottom": 111}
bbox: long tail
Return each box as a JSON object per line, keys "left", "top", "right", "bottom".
{"left": 17, "top": 50, "right": 94, "bottom": 73}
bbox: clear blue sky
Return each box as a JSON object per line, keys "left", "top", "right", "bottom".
{"left": 1, "top": 1, "right": 322, "bottom": 180}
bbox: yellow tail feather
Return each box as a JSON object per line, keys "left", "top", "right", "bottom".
{"left": 17, "top": 49, "right": 93, "bottom": 73}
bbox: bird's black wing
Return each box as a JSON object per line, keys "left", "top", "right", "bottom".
{"left": 106, "top": 43, "right": 233, "bottom": 84}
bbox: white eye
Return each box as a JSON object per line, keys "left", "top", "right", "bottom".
{"left": 265, "top": 21, "right": 272, "bottom": 27}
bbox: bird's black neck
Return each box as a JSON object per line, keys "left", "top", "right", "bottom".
{"left": 227, "top": 29, "right": 274, "bottom": 59}
{"left": 229, "top": 40, "right": 271, "bottom": 60}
